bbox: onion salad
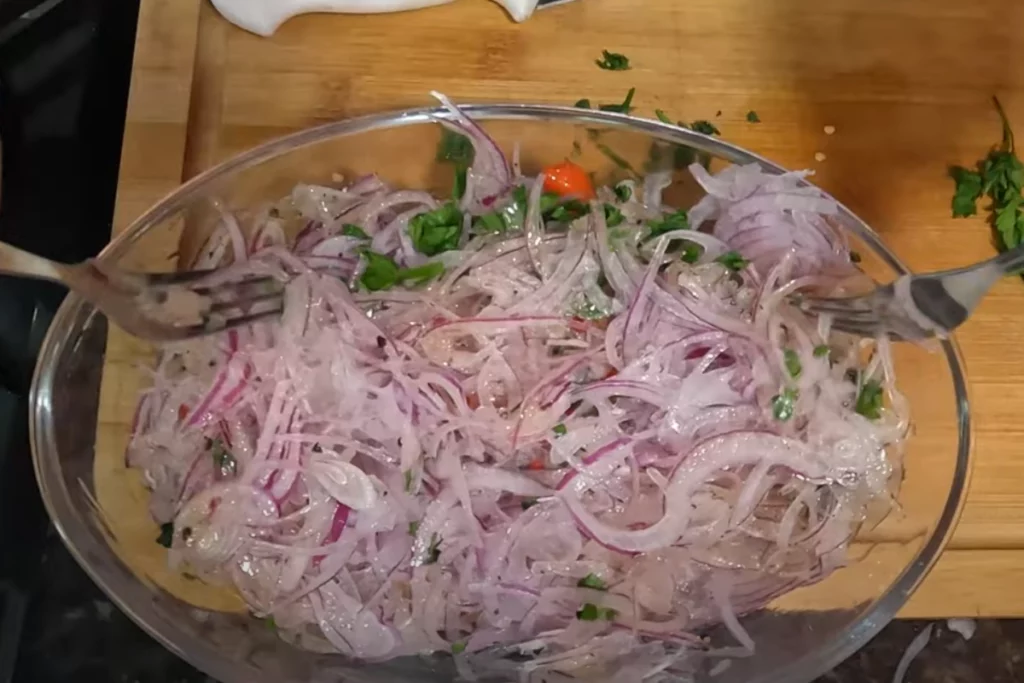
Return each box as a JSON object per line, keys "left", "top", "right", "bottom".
{"left": 127, "top": 94, "right": 909, "bottom": 681}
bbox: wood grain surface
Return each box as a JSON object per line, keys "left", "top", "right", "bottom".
{"left": 103, "top": 0, "right": 1024, "bottom": 617}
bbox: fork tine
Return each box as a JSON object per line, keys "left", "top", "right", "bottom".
{"left": 207, "top": 290, "right": 283, "bottom": 316}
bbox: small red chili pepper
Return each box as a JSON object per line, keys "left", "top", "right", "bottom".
{"left": 542, "top": 160, "right": 596, "bottom": 200}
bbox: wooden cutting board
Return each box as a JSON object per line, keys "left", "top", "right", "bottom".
{"left": 106, "top": 0, "right": 1024, "bottom": 618}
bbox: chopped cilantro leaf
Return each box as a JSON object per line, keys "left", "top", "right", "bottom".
{"left": 772, "top": 388, "right": 799, "bottom": 421}
{"left": 398, "top": 261, "right": 445, "bottom": 287}
{"left": 408, "top": 521, "right": 420, "bottom": 536}
{"left": 577, "top": 573, "right": 607, "bottom": 590}
{"left": 715, "top": 250, "right": 749, "bottom": 271}
{"left": 690, "top": 120, "right": 721, "bottom": 136}
{"left": 647, "top": 209, "right": 689, "bottom": 239}
{"left": 654, "top": 109, "right": 673, "bottom": 124}
{"left": 156, "top": 522, "right": 174, "bottom": 548}
{"left": 576, "top": 603, "right": 616, "bottom": 621}
{"left": 553, "top": 423, "right": 568, "bottom": 436}
{"left": 595, "top": 50, "right": 630, "bottom": 71}
{"left": 341, "top": 224, "right": 370, "bottom": 240}
{"left": 783, "top": 349, "right": 802, "bottom": 379}
{"left": 746, "top": 110, "right": 761, "bottom": 123}
{"left": 360, "top": 251, "right": 401, "bottom": 291}
{"left": 950, "top": 166, "right": 983, "bottom": 218}
{"left": 599, "top": 87, "right": 636, "bottom": 114}
{"left": 680, "top": 243, "right": 702, "bottom": 263}
{"left": 452, "top": 641, "right": 467, "bottom": 654}
{"left": 436, "top": 129, "right": 474, "bottom": 167}
{"left": 813, "top": 344, "right": 831, "bottom": 358}
{"left": 547, "top": 199, "right": 591, "bottom": 223}
{"left": 404, "top": 469, "right": 414, "bottom": 492}
{"left": 603, "top": 204, "right": 625, "bottom": 228}
{"left": 574, "top": 98, "right": 592, "bottom": 109}
{"left": 408, "top": 203, "right": 463, "bottom": 256}
{"left": 473, "top": 211, "right": 506, "bottom": 234}
{"left": 595, "top": 143, "right": 637, "bottom": 174}
{"left": 264, "top": 615, "right": 277, "bottom": 631}
{"left": 613, "top": 183, "right": 632, "bottom": 202}
{"left": 855, "top": 380, "right": 884, "bottom": 420}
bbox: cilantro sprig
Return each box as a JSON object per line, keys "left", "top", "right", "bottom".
{"left": 950, "top": 96, "right": 1024, "bottom": 252}
{"left": 360, "top": 252, "right": 445, "bottom": 292}
{"left": 595, "top": 50, "right": 630, "bottom": 71}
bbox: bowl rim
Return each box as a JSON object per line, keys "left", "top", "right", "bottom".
{"left": 29, "top": 103, "right": 973, "bottom": 683}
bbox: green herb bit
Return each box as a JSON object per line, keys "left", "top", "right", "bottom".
{"left": 472, "top": 211, "right": 506, "bottom": 234}
{"left": 680, "top": 243, "right": 702, "bottom": 264}
{"left": 690, "top": 120, "right": 721, "bottom": 136}
{"left": 783, "top": 348, "right": 802, "bottom": 379}
{"left": 436, "top": 129, "right": 474, "bottom": 167}
{"left": 595, "top": 49, "right": 630, "bottom": 71}
{"left": 654, "top": 109, "right": 673, "bottom": 124}
{"left": 408, "top": 521, "right": 420, "bottom": 536}
{"left": 647, "top": 209, "right": 690, "bottom": 239}
{"left": 949, "top": 166, "right": 982, "bottom": 218}
{"left": 599, "top": 87, "right": 636, "bottom": 114}
{"left": 264, "top": 615, "right": 277, "bottom": 631}
{"left": 156, "top": 522, "right": 174, "bottom": 548}
{"left": 574, "top": 98, "right": 592, "bottom": 109}
{"left": 771, "top": 388, "right": 799, "bottom": 421}
{"left": 577, "top": 573, "right": 607, "bottom": 590}
{"left": 360, "top": 251, "right": 401, "bottom": 291}
{"left": 398, "top": 262, "right": 445, "bottom": 287}
{"left": 404, "top": 469, "right": 414, "bottom": 492}
{"left": 855, "top": 380, "right": 884, "bottom": 420}
{"left": 547, "top": 199, "right": 591, "bottom": 223}
{"left": 211, "top": 439, "right": 237, "bottom": 476}
{"left": 451, "top": 641, "right": 467, "bottom": 655}
{"left": 341, "top": 224, "right": 370, "bottom": 240}
{"left": 613, "top": 183, "right": 632, "bottom": 202}
{"left": 813, "top": 345, "right": 830, "bottom": 358}
{"left": 603, "top": 204, "right": 625, "bottom": 228}
{"left": 595, "top": 142, "right": 638, "bottom": 175}
{"left": 521, "top": 497, "right": 539, "bottom": 510}
{"left": 427, "top": 533, "right": 442, "bottom": 564}
{"left": 408, "top": 203, "right": 463, "bottom": 256}
{"left": 576, "top": 603, "right": 616, "bottom": 621}
{"left": 453, "top": 167, "right": 468, "bottom": 201}
{"left": 715, "top": 250, "right": 749, "bottom": 271}
{"left": 746, "top": 110, "right": 761, "bottom": 123}
{"left": 553, "top": 423, "right": 568, "bottom": 436}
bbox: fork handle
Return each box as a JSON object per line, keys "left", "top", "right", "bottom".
{"left": 992, "top": 242, "right": 1024, "bottom": 275}
{"left": 0, "top": 241, "right": 66, "bottom": 283}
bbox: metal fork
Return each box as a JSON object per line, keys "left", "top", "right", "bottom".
{"left": 0, "top": 241, "right": 286, "bottom": 342}
{"left": 796, "top": 244, "right": 1024, "bottom": 341}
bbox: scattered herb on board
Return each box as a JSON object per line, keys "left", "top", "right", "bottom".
{"left": 690, "top": 120, "right": 721, "bottom": 136}
{"left": 574, "top": 98, "right": 592, "bottom": 109}
{"left": 599, "top": 87, "right": 636, "bottom": 114}
{"left": 746, "top": 110, "right": 761, "bottom": 123}
{"left": 156, "top": 522, "right": 174, "bottom": 548}
{"left": 949, "top": 96, "right": 1024, "bottom": 253}
{"left": 595, "top": 50, "right": 631, "bottom": 71}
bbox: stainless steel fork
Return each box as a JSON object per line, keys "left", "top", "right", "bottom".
{"left": 0, "top": 241, "right": 286, "bottom": 342}
{"left": 795, "top": 244, "right": 1024, "bottom": 341}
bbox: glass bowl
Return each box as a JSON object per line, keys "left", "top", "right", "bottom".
{"left": 30, "top": 105, "right": 972, "bottom": 683}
